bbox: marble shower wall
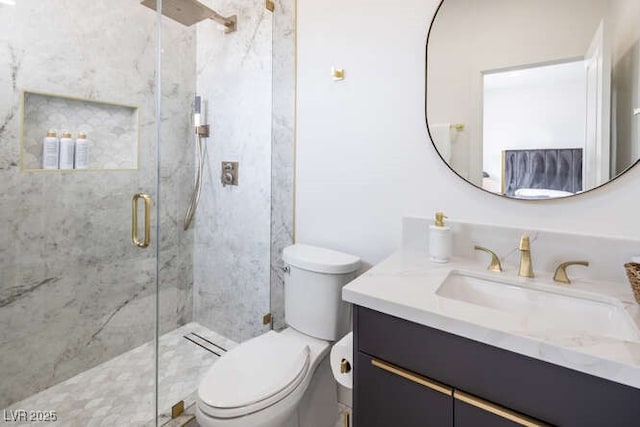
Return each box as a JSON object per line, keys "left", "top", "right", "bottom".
{"left": 193, "top": 0, "right": 274, "bottom": 342}
{"left": 0, "top": 0, "right": 195, "bottom": 408}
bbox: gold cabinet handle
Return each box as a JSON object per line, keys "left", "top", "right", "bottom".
{"left": 132, "top": 193, "right": 152, "bottom": 248}
{"left": 454, "top": 390, "right": 549, "bottom": 427}
{"left": 371, "top": 358, "right": 453, "bottom": 396}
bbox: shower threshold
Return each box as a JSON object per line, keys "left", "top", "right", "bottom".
{"left": 3, "top": 323, "right": 236, "bottom": 427}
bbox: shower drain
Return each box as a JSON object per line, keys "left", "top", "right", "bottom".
{"left": 183, "top": 332, "right": 228, "bottom": 357}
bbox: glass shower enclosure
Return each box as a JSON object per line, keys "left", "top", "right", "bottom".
{"left": 0, "top": 0, "right": 164, "bottom": 424}
{"left": 0, "top": 0, "right": 276, "bottom": 425}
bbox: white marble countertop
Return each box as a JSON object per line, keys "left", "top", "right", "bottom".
{"left": 342, "top": 250, "right": 640, "bottom": 389}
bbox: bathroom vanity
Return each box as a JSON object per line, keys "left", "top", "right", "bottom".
{"left": 343, "top": 248, "right": 640, "bottom": 427}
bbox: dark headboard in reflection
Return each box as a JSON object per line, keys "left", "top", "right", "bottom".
{"left": 502, "top": 149, "right": 583, "bottom": 197}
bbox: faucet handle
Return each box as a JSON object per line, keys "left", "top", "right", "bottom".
{"left": 553, "top": 261, "right": 589, "bottom": 284}
{"left": 519, "top": 234, "right": 531, "bottom": 251}
{"left": 474, "top": 246, "right": 503, "bottom": 273}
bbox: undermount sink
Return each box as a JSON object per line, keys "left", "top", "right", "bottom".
{"left": 436, "top": 271, "right": 640, "bottom": 342}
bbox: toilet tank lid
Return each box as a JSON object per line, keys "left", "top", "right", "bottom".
{"left": 283, "top": 244, "right": 360, "bottom": 274}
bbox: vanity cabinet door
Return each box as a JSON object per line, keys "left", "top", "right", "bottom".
{"left": 355, "top": 352, "right": 453, "bottom": 427}
{"left": 454, "top": 391, "right": 549, "bottom": 427}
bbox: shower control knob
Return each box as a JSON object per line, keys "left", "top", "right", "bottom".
{"left": 220, "top": 161, "right": 239, "bottom": 186}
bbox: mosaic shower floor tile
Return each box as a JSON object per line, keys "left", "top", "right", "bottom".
{"left": 2, "top": 323, "right": 235, "bottom": 426}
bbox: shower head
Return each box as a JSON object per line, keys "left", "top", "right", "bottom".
{"left": 140, "top": 0, "right": 237, "bottom": 32}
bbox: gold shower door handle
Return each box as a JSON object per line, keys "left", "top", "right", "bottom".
{"left": 132, "top": 193, "right": 152, "bottom": 248}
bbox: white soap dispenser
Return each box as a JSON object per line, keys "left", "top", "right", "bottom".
{"left": 429, "top": 212, "right": 452, "bottom": 263}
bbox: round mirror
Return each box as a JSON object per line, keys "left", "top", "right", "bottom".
{"left": 426, "top": 0, "right": 640, "bottom": 199}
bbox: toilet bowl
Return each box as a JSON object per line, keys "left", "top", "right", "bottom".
{"left": 196, "top": 244, "right": 360, "bottom": 427}
{"left": 196, "top": 328, "right": 331, "bottom": 427}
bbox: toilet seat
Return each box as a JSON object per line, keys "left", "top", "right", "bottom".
{"left": 198, "top": 331, "right": 311, "bottom": 419}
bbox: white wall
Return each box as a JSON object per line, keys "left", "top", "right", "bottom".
{"left": 296, "top": 0, "right": 640, "bottom": 267}
{"left": 482, "top": 62, "right": 587, "bottom": 185}
{"left": 609, "top": 0, "right": 640, "bottom": 64}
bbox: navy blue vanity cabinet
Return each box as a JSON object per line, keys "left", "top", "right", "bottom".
{"left": 356, "top": 351, "right": 453, "bottom": 426}
{"left": 353, "top": 306, "right": 640, "bottom": 427}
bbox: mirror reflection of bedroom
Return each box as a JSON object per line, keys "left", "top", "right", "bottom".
{"left": 482, "top": 60, "right": 589, "bottom": 198}
{"left": 426, "top": 0, "right": 640, "bottom": 199}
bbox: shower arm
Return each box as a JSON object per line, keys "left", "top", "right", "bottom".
{"left": 210, "top": 12, "right": 237, "bottom": 33}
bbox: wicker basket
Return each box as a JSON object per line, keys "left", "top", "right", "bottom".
{"left": 625, "top": 263, "right": 640, "bottom": 304}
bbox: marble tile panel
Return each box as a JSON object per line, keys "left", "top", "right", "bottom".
{"left": 39, "top": 184, "right": 136, "bottom": 266}
{"left": 176, "top": 242, "right": 195, "bottom": 326}
{"left": 8, "top": 187, "right": 46, "bottom": 270}
{"left": 193, "top": 0, "right": 273, "bottom": 343}
{"left": 195, "top": 287, "right": 269, "bottom": 344}
{"left": 0, "top": 202, "right": 16, "bottom": 288}
{"left": 0, "top": 61, "right": 21, "bottom": 174}
{"left": 0, "top": 257, "right": 159, "bottom": 407}
{"left": 159, "top": 167, "right": 193, "bottom": 250}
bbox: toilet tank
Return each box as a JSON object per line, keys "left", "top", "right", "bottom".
{"left": 282, "top": 244, "right": 360, "bottom": 341}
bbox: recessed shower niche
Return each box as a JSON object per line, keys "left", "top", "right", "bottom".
{"left": 20, "top": 90, "right": 139, "bottom": 171}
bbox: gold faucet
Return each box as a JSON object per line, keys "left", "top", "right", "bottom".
{"left": 553, "top": 261, "right": 589, "bottom": 284}
{"left": 474, "top": 246, "right": 503, "bottom": 273}
{"left": 518, "top": 235, "right": 534, "bottom": 278}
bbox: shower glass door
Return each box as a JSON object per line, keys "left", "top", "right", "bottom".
{"left": 155, "top": 0, "right": 274, "bottom": 422}
{"left": 0, "top": 0, "right": 162, "bottom": 425}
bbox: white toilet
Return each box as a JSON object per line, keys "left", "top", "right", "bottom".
{"left": 196, "top": 244, "right": 360, "bottom": 427}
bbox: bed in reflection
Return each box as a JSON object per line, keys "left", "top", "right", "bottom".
{"left": 502, "top": 148, "right": 583, "bottom": 199}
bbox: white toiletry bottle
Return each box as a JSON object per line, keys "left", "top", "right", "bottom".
{"left": 42, "top": 130, "right": 60, "bottom": 169}
{"left": 59, "top": 131, "right": 75, "bottom": 170}
{"left": 74, "top": 132, "right": 89, "bottom": 169}
{"left": 429, "top": 212, "right": 452, "bottom": 263}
